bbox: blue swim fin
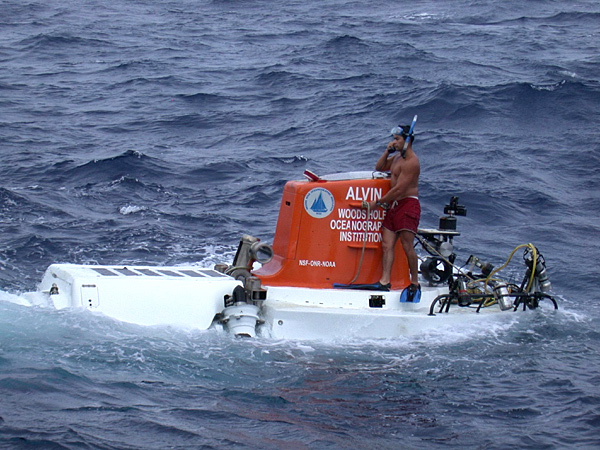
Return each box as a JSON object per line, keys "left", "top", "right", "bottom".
{"left": 400, "top": 284, "right": 421, "bottom": 303}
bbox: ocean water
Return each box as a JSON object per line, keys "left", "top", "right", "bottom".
{"left": 1, "top": 0, "right": 599, "bottom": 449}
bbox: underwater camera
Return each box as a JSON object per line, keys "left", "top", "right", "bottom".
{"left": 418, "top": 196, "right": 466, "bottom": 285}
{"left": 439, "top": 196, "right": 466, "bottom": 231}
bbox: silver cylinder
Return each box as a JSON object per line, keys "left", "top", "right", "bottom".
{"left": 493, "top": 283, "right": 513, "bottom": 311}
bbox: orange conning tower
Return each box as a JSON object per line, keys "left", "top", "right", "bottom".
{"left": 253, "top": 173, "right": 410, "bottom": 289}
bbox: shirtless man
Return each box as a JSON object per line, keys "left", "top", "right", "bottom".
{"left": 366, "top": 125, "right": 421, "bottom": 297}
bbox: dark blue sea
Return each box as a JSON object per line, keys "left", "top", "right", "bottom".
{"left": 1, "top": 1, "right": 599, "bottom": 448}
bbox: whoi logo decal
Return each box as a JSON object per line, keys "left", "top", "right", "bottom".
{"left": 304, "top": 188, "right": 335, "bottom": 218}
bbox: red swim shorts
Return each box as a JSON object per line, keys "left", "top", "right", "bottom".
{"left": 382, "top": 197, "right": 421, "bottom": 234}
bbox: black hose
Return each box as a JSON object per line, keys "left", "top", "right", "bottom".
{"left": 429, "top": 294, "right": 450, "bottom": 316}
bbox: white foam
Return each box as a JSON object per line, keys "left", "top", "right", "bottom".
{"left": 119, "top": 204, "right": 147, "bottom": 215}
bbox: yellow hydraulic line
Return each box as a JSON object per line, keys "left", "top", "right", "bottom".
{"left": 484, "top": 243, "right": 537, "bottom": 293}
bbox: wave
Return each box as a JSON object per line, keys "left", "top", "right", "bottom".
{"left": 324, "top": 34, "right": 368, "bottom": 49}
{"left": 42, "top": 150, "right": 173, "bottom": 187}
{"left": 255, "top": 69, "right": 310, "bottom": 87}
{"left": 408, "top": 79, "right": 599, "bottom": 126}
{"left": 17, "top": 33, "right": 112, "bottom": 52}
{"left": 483, "top": 11, "right": 600, "bottom": 27}
{"left": 178, "top": 92, "right": 232, "bottom": 106}
{"left": 0, "top": 186, "right": 28, "bottom": 209}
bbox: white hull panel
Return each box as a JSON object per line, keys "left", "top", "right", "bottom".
{"left": 260, "top": 285, "right": 494, "bottom": 339}
{"left": 38, "top": 264, "right": 241, "bottom": 329}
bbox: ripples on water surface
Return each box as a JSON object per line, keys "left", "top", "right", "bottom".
{"left": 1, "top": 1, "right": 599, "bottom": 448}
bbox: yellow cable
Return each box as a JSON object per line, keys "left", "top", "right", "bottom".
{"left": 483, "top": 243, "right": 537, "bottom": 293}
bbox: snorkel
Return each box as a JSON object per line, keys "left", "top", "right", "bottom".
{"left": 402, "top": 115, "right": 417, "bottom": 158}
